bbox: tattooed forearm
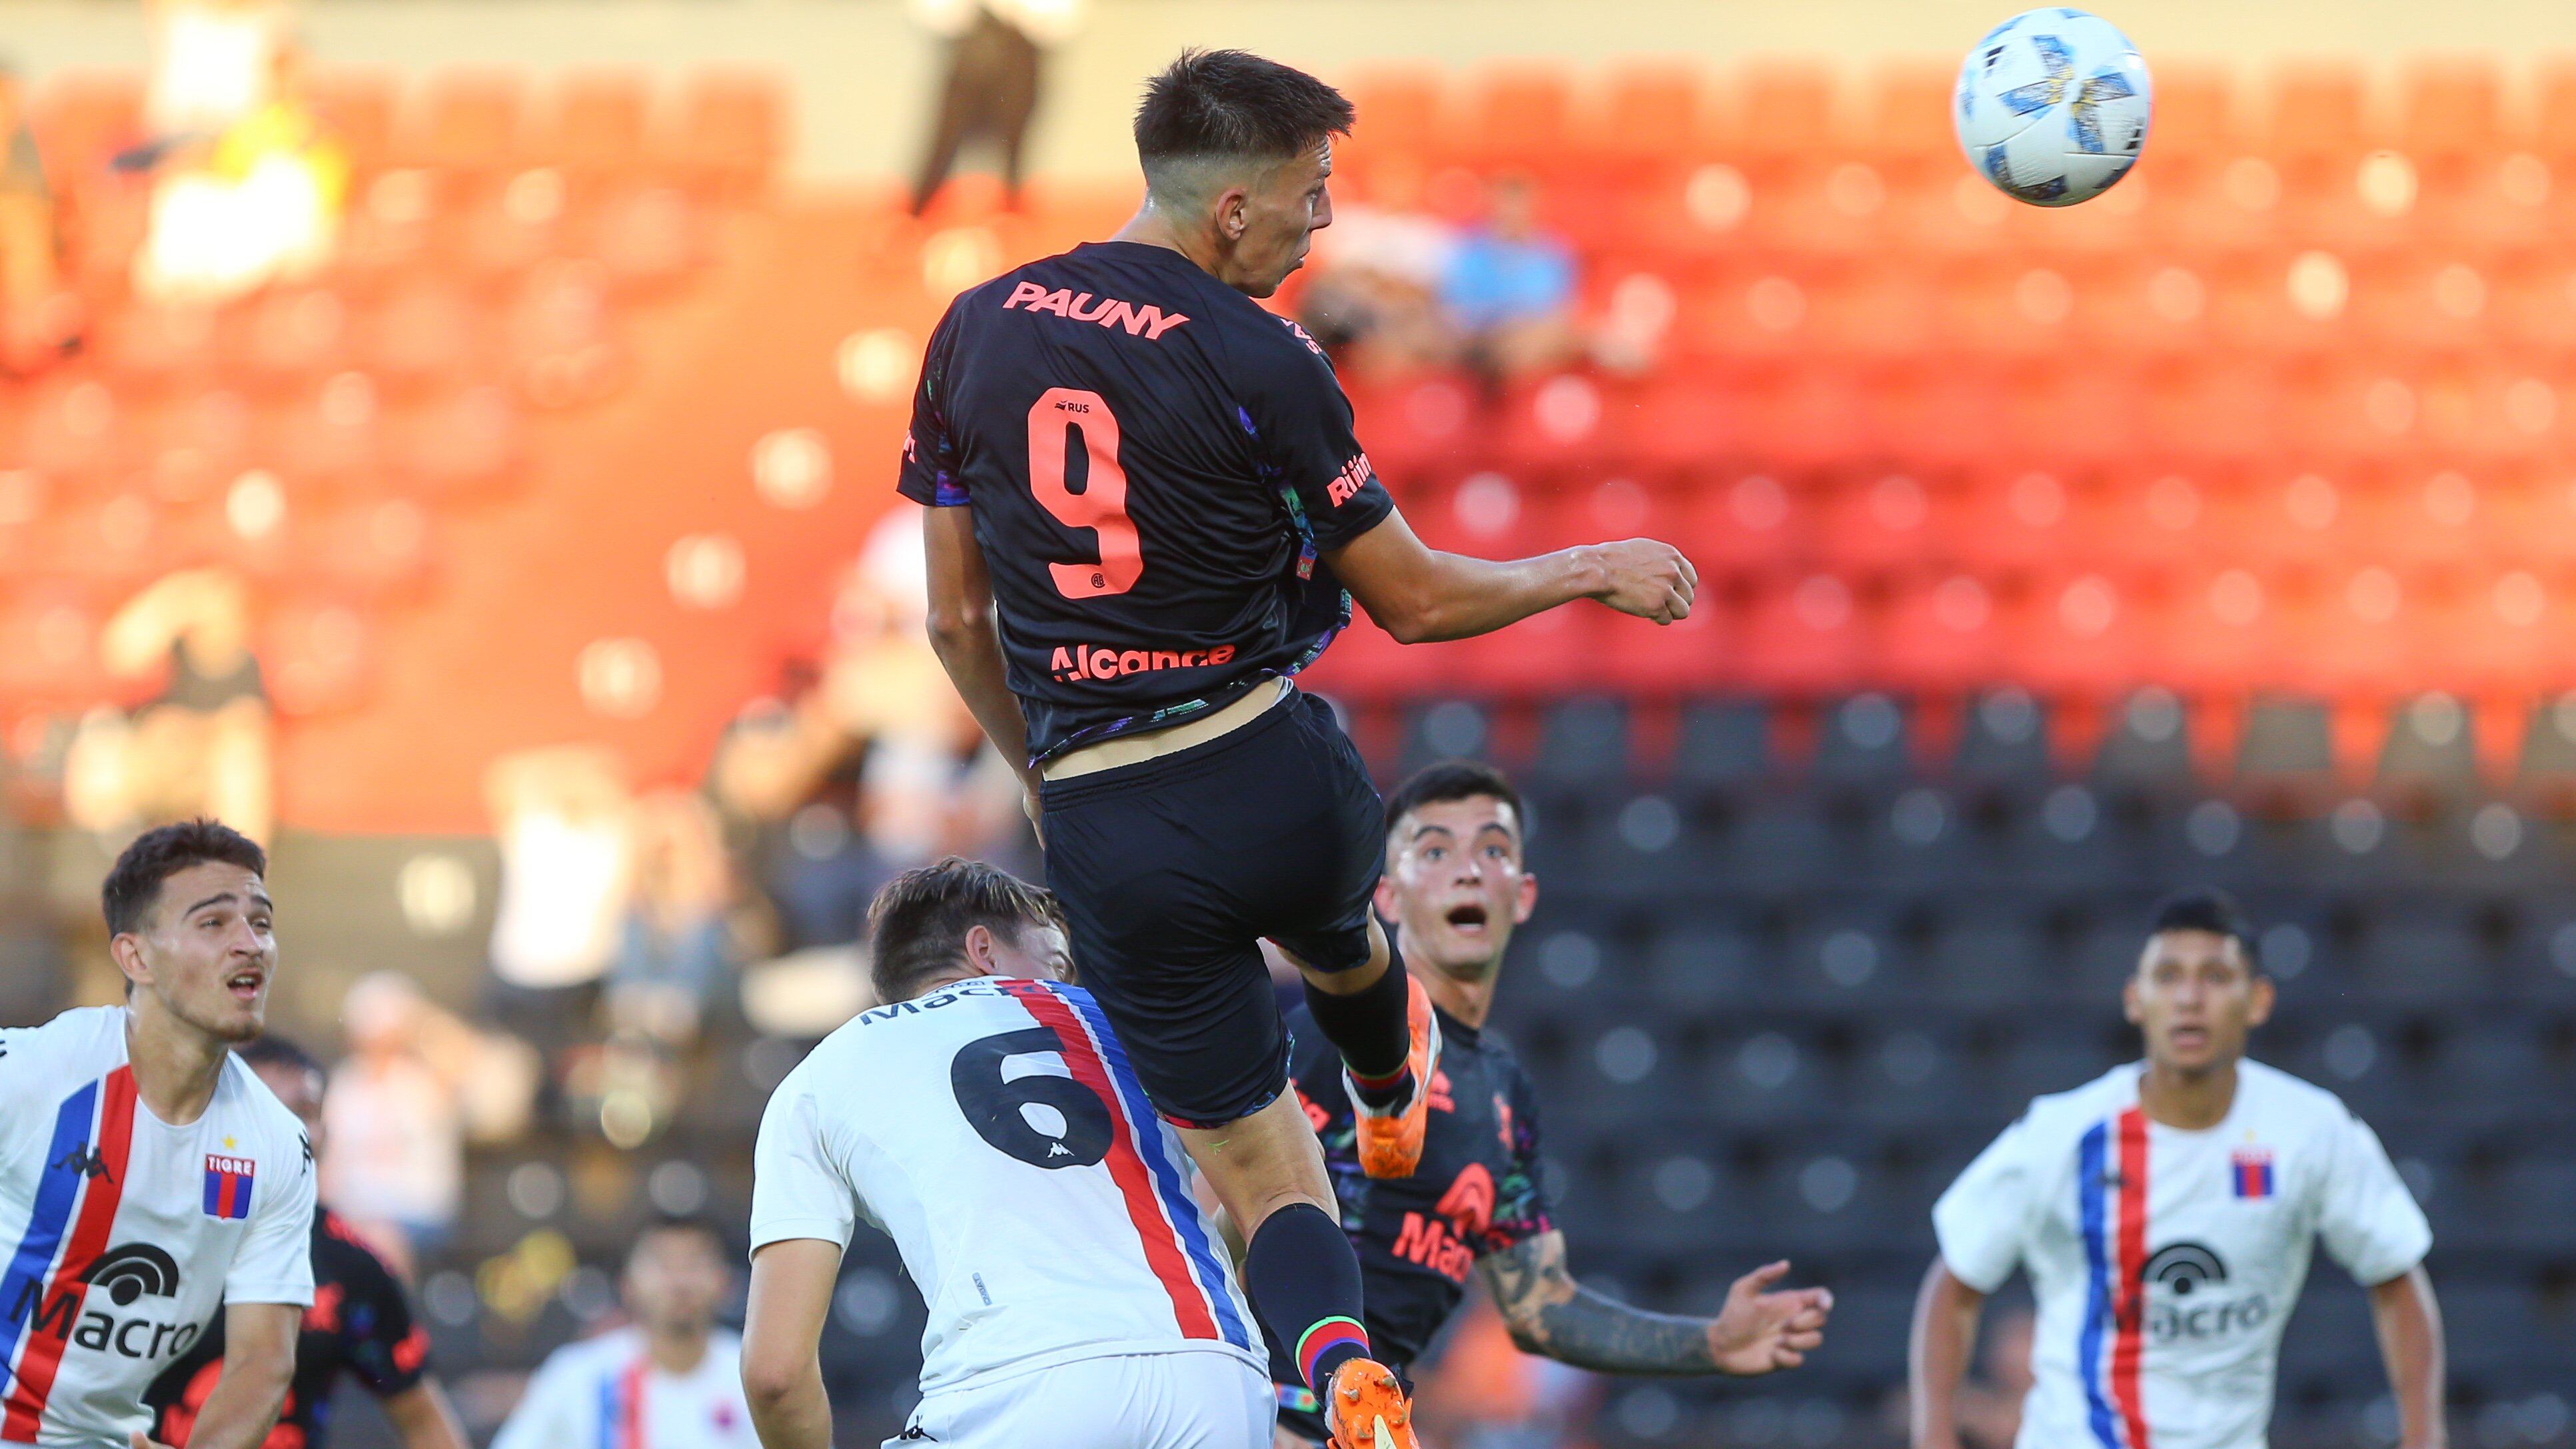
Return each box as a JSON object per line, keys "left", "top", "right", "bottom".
{"left": 1478, "top": 1230, "right": 1716, "bottom": 1374}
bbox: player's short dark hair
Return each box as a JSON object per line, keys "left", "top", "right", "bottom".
{"left": 1383, "top": 760, "right": 1529, "bottom": 840}
{"left": 629, "top": 1212, "right": 730, "bottom": 1266}
{"left": 868, "top": 857, "right": 1068, "bottom": 1003}
{"left": 2146, "top": 888, "right": 2261, "bottom": 973}
{"left": 1133, "top": 49, "right": 1353, "bottom": 201}
{"left": 235, "top": 1036, "right": 324, "bottom": 1080}
{"left": 102, "top": 819, "right": 267, "bottom": 937}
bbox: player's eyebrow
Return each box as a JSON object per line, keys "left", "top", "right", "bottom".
{"left": 1408, "top": 824, "right": 1457, "bottom": 843}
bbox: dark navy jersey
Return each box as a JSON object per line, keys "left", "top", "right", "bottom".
{"left": 898, "top": 240, "right": 1396, "bottom": 763}
{"left": 1271, "top": 1001, "right": 1553, "bottom": 1427}
{"left": 147, "top": 1210, "right": 431, "bottom": 1449}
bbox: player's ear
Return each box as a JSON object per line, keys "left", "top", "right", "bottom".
{"left": 108, "top": 931, "right": 150, "bottom": 997}
{"left": 1213, "top": 184, "right": 1252, "bottom": 242}
{"left": 1512, "top": 870, "right": 1537, "bottom": 925}
{"left": 1373, "top": 874, "right": 1399, "bottom": 919}
{"left": 960, "top": 923, "right": 999, "bottom": 977}
{"left": 2246, "top": 972, "right": 2276, "bottom": 1028}
{"left": 2120, "top": 973, "right": 2144, "bottom": 1027}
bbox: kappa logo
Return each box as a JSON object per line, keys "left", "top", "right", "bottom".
{"left": 1001, "top": 281, "right": 1190, "bottom": 340}
{"left": 52, "top": 1145, "right": 114, "bottom": 1182}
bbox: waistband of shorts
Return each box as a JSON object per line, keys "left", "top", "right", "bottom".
{"left": 1037, "top": 682, "right": 1314, "bottom": 805}
{"left": 1041, "top": 676, "right": 1291, "bottom": 783}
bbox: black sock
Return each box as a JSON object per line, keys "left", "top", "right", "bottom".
{"left": 1303, "top": 952, "right": 1413, "bottom": 1109}
{"left": 1245, "top": 1202, "right": 1375, "bottom": 1390}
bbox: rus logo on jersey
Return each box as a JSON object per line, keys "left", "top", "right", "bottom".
{"left": 1002, "top": 281, "right": 1191, "bottom": 340}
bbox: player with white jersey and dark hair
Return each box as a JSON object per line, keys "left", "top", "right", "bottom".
{"left": 739, "top": 857, "right": 1270, "bottom": 1449}
{"left": 1908, "top": 889, "right": 2447, "bottom": 1449}
{"left": 490, "top": 1217, "right": 755, "bottom": 1449}
{"left": 0, "top": 819, "right": 315, "bottom": 1449}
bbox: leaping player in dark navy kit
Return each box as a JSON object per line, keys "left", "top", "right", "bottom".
{"left": 1267, "top": 763, "right": 1835, "bottom": 1444}
{"left": 906, "top": 47, "right": 1696, "bottom": 1449}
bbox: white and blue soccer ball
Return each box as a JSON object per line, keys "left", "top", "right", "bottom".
{"left": 1954, "top": 8, "right": 2152, "bottom": 207}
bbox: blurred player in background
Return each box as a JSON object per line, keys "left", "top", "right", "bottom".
{"left": 740, "top": 859, "right": 1271, "bottom": 1449}
{"left": 1270, "top": 763, "right": 1833, "bottom": 1445}
{"left": 1909, "top": 890, "right": 2447, "bottom": 1449}
{"left": 0, "top": 820, "right": 313, "bottom": 1449}
{"left": 147, "top": 1037, "right": 466, "bottom": 1449}
{"left": 908, "top": 47, "right": 1693, "bottom": 1445}
{"left": 489, "top": 1218, "right": 754, "bottom": 1449}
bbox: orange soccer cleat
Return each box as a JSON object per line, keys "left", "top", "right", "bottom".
{"left": 1346, "top": 971, "right": 1441, "bottom": 1179}
{"left": 1323, "top": 1356, "right": 1421, "bottom": 1449}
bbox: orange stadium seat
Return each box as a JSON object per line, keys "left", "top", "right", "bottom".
{"left": 1863, "top": 61, "right": 1955, "bottom": 164}
{"left": 28, "top": 71, "right": 145, "bottom": 179}
{"left": 1457, "top": 63, "right": 1577, "bottom": 173}
{"left": 1734, "top": 572, "right": 1871, "bottom": 697}
{"left": 1340, "top": 67, "right": 1448, "bottom": 179}
{"left": 2401, "top": 56, "right": 2507, "bottom": 159}
{"left": 309, "top": 70, "right": 400, "bottom": 175}
{"left": 1586, "top": 61, "right": 1712, "bottom": 171}
{"left": 546, "top": 70, "right": 652, "bottom": 177}
{"left": 1814, "top": 470, "right": 1938, "bottom": 576}
{"left": 1678, "top": 469, "right": 1812, "bottom": 579}
{"left": 408, "top": 70, "right": 528, "bottom": 176}
{"left": 663, "top": 71, "right": 786, "bottom": 196}
{"left": 1880, "top": 570, "right": 2004, "bottom": 695}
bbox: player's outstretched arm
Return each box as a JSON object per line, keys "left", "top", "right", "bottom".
{"left": 2367, "top": 1264, "right": 2448, "bottom": 1449}
{"left": 922, "top": 506, "right": 1038, "bottom": 803}
{"left": 1906, "top": 1258, "right": 1987, "bottom": 1449}
{"left": 141, "top": 1302, "right": 299, "bottom": 1449}
{"left": 740, "top": 1239, "right": 842, "bottom": 1449}
{"left": 1326, "top": 508, "right": 1696, "bottom": 644}
{"left": 1475, "top": 1230, "right": 1828, "bottom": 1376}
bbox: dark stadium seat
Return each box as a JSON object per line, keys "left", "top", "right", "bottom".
{"left": 1395, "top": 698, "right": 1495, "bottom": 778}
{"left": 1671, "top": 698, "right": 1772, "bottom": 801}
{"left": 1812, "top": 692, "right": 1913, "bottom": 797}
{"left": 2093, "top": 690, "right": 2198, "bottom": 801}
{"left": 1922, "top": 905, "right": 2048, "bottom": 1003}
{"left": 1529, "top": 695, "right": 1632, "bottom": 799}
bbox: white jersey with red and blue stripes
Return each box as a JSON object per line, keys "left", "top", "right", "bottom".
{"left": 487, "top": 1326, "right": 755, "bottom": 1449}
{"left": 1934, "top": 1060, "right": 2430, "bottom": 1449}
{"left": 750, "top": 977, "right": 1263, "bottom": 1397}
{"left": 0, "top": 1007, "right": 314, "bottom": 1447}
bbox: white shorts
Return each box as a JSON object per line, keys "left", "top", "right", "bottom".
{"left": 889, "top": 1350, "right": 1274, "bottom": 1449}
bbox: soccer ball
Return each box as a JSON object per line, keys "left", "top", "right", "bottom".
{"left": 1954, "top": 8, "right": 2152, "bottom": 207}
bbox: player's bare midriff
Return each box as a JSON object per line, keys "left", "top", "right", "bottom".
{"left": 1039, "top": 677, "right": 1293, "bottom": 782}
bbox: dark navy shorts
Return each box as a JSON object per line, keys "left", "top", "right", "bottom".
{"left": 1039, "top": 689, "right": 1383, "bottom": 1129}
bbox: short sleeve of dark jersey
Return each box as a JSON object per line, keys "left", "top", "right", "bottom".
{"left": 1479, "top": 1058, "right": 1556, "bottom": 1257}
{"left": 1237, "top": 319, "right": 1395, "bottom": 553}
{"left": 896, "top": 304, "right": 969, "bottom": 508}
{"left": 332, "top": 1228, "right": 432, "bottom": 1397}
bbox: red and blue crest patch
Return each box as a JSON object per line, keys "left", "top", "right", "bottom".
{"left": 2230, "top": 1147, "right": 2274, "bottom": 1199}
{"left": 203, "top": 1154, "right": 256, "bottom": 1220}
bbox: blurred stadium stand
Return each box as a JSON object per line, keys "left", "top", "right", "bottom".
{"left": 3, "top": 50, "right": 2573, "bottom": 1449}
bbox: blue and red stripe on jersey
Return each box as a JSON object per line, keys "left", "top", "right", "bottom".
{"left": 998, "top": 979, "right": 1254, "bottom": 1352}
{"left": 1, "top": 1066, "right": 139, "bottom": 1441}
{"left": 2076, "top": 1107, "right": 2154, "bottom": 1449}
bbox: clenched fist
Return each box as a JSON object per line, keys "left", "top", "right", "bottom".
{"left": 1586, "top": 538, "right": 1698, "bottom": 624}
